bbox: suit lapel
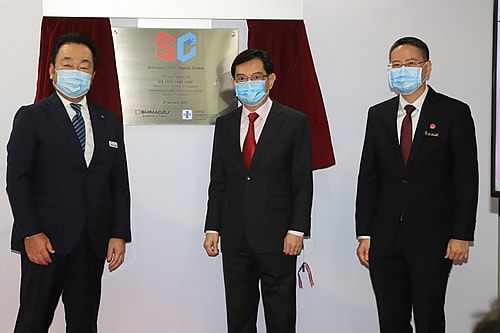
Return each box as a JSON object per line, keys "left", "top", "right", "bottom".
{"left": 406, "top": 87, "right": 438, "bottom": 167}
{"left": 88, "top": 102, "right": 106, "bottom": 168}
{"left": 44, "top": 94, "right": 86, "bottom": 165}
{"left": 383, "top": 98, "right": 402, "bottom": 163}
{"left": 249, "top": 103, "right": 284, "bottom": 170}
{"left": 224, "top": 107, "right": 247, "bottom": 170}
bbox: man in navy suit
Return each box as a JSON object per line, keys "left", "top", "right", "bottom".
{"left": 355, "top": 37, "right": 478, "bottom": 333}
{"left": 203, "top": 49, "right": 313, "bottom": 333}
{"left": 7, "top": 32, "right": 131, "bottom": 333}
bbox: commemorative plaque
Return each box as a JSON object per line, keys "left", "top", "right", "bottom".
{"left": 112, "top": 28, "right": 239, "bottom": 125}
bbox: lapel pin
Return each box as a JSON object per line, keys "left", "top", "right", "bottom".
{"left": 424, "top": 123, "right": 440, "bottom": 137}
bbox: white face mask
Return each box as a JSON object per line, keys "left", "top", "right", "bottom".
{"left": 55, "top": 69, "right": 92, "bottom": 98}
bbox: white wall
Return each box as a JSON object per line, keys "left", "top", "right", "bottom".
{"left": 43, "top": 0, "right": 303, "bottom": 20}
{"left": 0, "top": 0, "right": 497, "bottom": 332}
{"left": 0, "top": 0, "right": 44, "bottom": 329}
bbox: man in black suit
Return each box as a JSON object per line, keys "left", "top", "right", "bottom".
{"left": 7, "top": 32, "right": 131, "bottom": 333}
{"left": 203, "top": 49, "right": 313, "bottom": 333}
{"left": 355, "top": 36, "right": 478, "bottom": 333}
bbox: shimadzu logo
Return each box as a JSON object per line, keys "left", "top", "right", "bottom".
{"left": 156, "top": 31, "right": 196, "bottom": 63}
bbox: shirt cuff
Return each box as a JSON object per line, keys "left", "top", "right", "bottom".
{"left": 288, "top": 230, "right": 304, "bottom": 237}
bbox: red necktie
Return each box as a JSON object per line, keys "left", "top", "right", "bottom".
{"left": 401, "top": 104, "right": 415, "bottom": 166}
{"left": 243, "top": 112, "right": 259, "bottom": 169}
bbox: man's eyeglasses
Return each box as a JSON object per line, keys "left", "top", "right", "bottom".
{"left": 234, "top": 72, "right": 269, "bottom": 83}
{"left": 388, "top": 60, "right": 428, "bottom": 69}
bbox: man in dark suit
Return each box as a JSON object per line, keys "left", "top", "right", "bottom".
{"left": 203, "top": 49, "right": 313, "bottom": 333}
{"left": 355, "top": 36, "right": 478, "bottom": 333}
{"left": 7, "top": 32, "right": 131, "bottom": 333}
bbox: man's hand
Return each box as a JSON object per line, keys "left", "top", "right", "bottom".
{"left": 204, "top": 233, "right": 219, "bottom": 257}
{"left": 107, "top": 238, "right": 126, "bottom": 272}
{"left": 445, "top": 239, "right": 469, "bottom": 262}
{"left": 356, "top": 239, "right": 370, "bottom": 268}
{"left": 24, "top": 232, "right": 55, "bottom": 265}
{"left": 283, "top": 233, "right": 303, "bottom": 256}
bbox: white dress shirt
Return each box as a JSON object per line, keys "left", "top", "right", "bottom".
{"left": 239, "top": 98, "right": 272, "bottom": 148}
{"left": 57, "top": 92, "right": 95, "bottom": 166}
{"left": 396, "top": 85, "right": 429, "bottom": 142}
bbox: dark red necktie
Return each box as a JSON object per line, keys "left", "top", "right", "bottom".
{"left": 401, "top": 104, "right": 415, "bottom": 166}
{"left": 243, "top": 112, "right": 259, "bottom": 169}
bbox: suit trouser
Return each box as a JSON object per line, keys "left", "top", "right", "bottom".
{"left": 222, "top": 249, "right": 297, "bottom": 333}
{"left": 14, "top": 232, "right": 105, "bottom": 333}
{"left": 369, "top": 245, "right": 453, "bottom": 333}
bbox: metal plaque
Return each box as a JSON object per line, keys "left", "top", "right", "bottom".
{"left": 112, "top": 27, "right": 239, "bottom": 125}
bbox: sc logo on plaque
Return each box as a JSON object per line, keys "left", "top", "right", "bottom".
{"left": 156, "top": 31, "right": 196, "bottom": 63}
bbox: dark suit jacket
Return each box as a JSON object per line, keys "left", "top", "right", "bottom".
{"left": 355, "top": 86, "right": 478, "bottom": 253}
{"left": 204, "top": 101, "right": 313, "bottom": 254}
{"left": 7, "top": 93, "right": 131, "bottom": 257}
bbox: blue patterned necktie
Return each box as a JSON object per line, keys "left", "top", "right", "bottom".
{"left": 70, "top": 103, "right": 85, "bottom": 151}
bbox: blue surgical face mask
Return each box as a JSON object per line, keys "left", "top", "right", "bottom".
{"left": 388, "top": 66, "right": 424, "bottom": 95}
{"left": 235, "top": 80, "right": 268, "bottom": 106}
{"left": 55, "top": 69, "right": 92, "bottom": 99}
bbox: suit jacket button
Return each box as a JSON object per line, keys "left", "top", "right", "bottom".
{"left": 245, "top": 176, "right": 251, "bottom": 181}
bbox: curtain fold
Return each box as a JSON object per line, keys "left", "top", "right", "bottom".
{"left": 35, "top": 17, "right": 123, "bottom": 122}
{"left": 247, "top": 19, "right": 335, "bottom": 170}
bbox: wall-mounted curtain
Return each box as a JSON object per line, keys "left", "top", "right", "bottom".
{"left": 247, "top": 19, "right": 335, "bottom": 170}
{"left": 35, "top": 17, "right": 123, "bottom": 122}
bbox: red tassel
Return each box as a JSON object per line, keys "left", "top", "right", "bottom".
{"left": 297, "top": 261, "right": 314, "bottom": 289}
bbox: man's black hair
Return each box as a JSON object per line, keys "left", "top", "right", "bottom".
{"left": 50, "top": 32, "right": 99, "bottom": 68}
{"left": 389, "top": 36, "right": 430, "bottom": 61}
{"left": 231, "top": 49, "right": 274, "bottom": 78}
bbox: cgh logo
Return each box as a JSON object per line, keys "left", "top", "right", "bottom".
{"left": 156, "top": 31, "right": 196, "bottom": 63}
